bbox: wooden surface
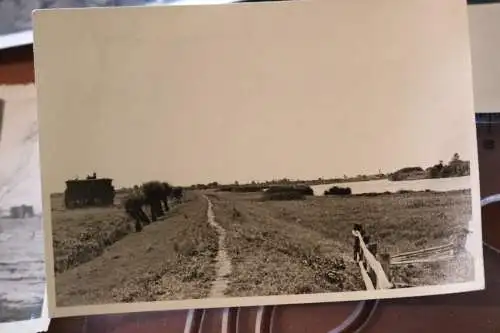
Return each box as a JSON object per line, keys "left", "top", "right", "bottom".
{"left": 2, "top": 44, "right": 499, "bottom": 333}
{"left": 0, "top": 45, "right": 34, "bottom": 84}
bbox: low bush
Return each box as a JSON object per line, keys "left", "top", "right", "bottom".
{"left": 262, "top": 191, "right": 306, "bottom": 201}
{"left": 261, "top": 184, "right": 313, "bottom": 201}
{"left": 218, "top": 185, "right": 266, "bottom": 193}
{"left": 324, "top": 186, "right": 352, "bottom": 196}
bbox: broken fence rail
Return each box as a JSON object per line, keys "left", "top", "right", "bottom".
{"left": 390, "top": 255, "right": 456, "bottom": 266}
{"left": 352, "top": 225, "right": 469, "bottom": 291}
{"left": 391, "top": 243, "right": 455, "bottom": 260}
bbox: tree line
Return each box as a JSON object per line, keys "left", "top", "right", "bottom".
{"left": 389, "top": 153, "right": 470, "bottom": 181}
{"left": 123, "top": 181, "right": 183, "bottom": 232}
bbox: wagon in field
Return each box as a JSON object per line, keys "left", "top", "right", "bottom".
{"left": 64, "top": 178, "right": 116, "bottom": 209}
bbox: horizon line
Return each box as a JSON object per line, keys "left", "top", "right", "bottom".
{"left": 48, "top": 159, "right": 471, "bottom": 194}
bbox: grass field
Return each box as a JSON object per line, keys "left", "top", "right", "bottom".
{"left": 50, "top": 192, "right": 134, "bottom": 273}
{"left": 207, "top": 189, "right": 473, "bottom": 296}
{"left": 52, "top": 191, "right": 218, "bottom": 306}
{"left": 50, "top": 187, "right": 474, "bottom": 306}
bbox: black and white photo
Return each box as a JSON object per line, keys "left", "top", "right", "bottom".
{"left": 0, "top": 83, "right": 49, "bottom": 331}
{"left": 32, "top": 0, "right": 484, "bottom": 317}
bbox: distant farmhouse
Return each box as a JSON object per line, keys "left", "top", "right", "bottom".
{"left": 9, "top": 205, "right": 35, "bottom": 219}
{"left": 389, "top": 153, "right": 470, "bottom": 182}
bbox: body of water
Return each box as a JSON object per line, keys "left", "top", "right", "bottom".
{"left": 311, "top": 176, "right": 471, "bottom": 196}
{"left": 0, "top": 216, "right": 45, "bottom": 322}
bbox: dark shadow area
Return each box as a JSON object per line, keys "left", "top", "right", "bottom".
{"left": 468, "top": 0, "right": 500, "bottom": 3}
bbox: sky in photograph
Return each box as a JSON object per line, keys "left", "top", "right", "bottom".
{"left": 0, "top": 84, "right": 42, "bottom": 213}
{"left": 32, "top": 0, "right": 478, "bottom": 193}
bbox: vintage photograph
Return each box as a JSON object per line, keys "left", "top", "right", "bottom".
{"left": 32, "top": 0, "right": 483, "bottom": 316}
{"left": 0, "top": 84, "right": 47, "bottom": 328}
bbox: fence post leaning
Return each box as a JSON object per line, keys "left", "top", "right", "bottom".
{"left": 367, "top": 243, "right": 378, "bottom": 284}
{"left": 353, "top": 223, "right": 364, "bottom": 262}
{"left": 362, "top": 236, "right": 371, "bottom": 270}
{"left": 351, "top": 228, "right": 393, "bottom": 290}
{"left": 352, "top": 224, "right": 358, "bottom": 262}
{"left": 379, "top": 253, "right": 391, "bottom": 283}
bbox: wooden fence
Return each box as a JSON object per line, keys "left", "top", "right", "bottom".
{"left": 352, "top": 224, "right": 469, "bottom": 290}
{"left": 352, "top": 226, "right": 392, "bottom": 290}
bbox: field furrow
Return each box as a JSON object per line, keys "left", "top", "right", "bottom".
{"left": 206, "top": 192, "right": 365, "bottom": 297}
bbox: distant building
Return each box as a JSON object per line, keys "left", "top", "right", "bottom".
{"left": 9, "top": 205, "right": 35, "bottom": 219}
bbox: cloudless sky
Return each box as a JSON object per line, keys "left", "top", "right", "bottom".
{"left": 33, "top": 0, "right": 477, "bottom": 193}
{"left": 0, "top": 84, "right": 42, "bottom": 213}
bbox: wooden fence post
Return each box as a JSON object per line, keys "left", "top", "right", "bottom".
{"left": 367, "top": 243, "right": 378, "bottom": 285}
{"left": 353, "top": 224, "right": 364, "bottom": 262}
{"left": 351, "top": 228, "right": 393, "bottom": 290}
{"left": 353, "top": 225, "right": 358, "bottom": 262}
{"left": 380, "top": 253, "right": 391, "bottom": 283}
{"left": 362, "top": 236, "right": 371, "bottom": 269}
{"left": 368, "top": 243, "right": 377, "bottom": 255}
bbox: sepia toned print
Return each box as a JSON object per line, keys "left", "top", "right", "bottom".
{"left": 32, "top": 0, "right": 483, "bottom": 318}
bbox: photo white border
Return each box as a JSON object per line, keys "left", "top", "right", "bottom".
{"left": 31, "top": 0, "right": 486, "bottom": 319}
{"left": 49, "top": 281, "right": 485, "bottom": 318}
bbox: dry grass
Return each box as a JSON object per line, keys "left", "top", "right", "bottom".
{"left": 257, "top": 190, "right": 471, "bottom": 254}
{"left": 390, "top": 251, "right": 474, "bottom": 287}
{"left": 53, "top": 191, "right": 218, "bottom": 306}
{"left": 51, "top": 187, "right": 474, "bottom": 306}
{"left": 50, "top": 192, "right": 135, "bottom": 273}
{"left": 207, "top": 189, "right": 473, "bottom": 295}
{"left": 206, "top": 192, "right": 364, "bottom": 297}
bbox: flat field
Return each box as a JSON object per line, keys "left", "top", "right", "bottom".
{"left": 206, "top": 189, "right": 473, "bottom": 296}
{"left": 51, "top": 191, "right": 218, "bottom": 306}
{"left": 50, "top": 188, "right": 473, "bottom": 306}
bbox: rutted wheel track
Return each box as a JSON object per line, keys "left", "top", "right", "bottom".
{"left": 204, "top": 195, "right": 232, "bottom": 298}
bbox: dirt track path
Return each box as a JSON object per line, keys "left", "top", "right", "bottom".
{"left": 204, "top": 195, "right": 232, "bottom": 298}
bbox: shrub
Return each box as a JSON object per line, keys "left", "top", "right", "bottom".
{"left": 261, "top": 184, "right": 313, "bottom": 201}
{"left": 266, "top": 184, "right": 313, "bottom": 195}
{"left": 217, "top": 186, "right": 233, "bottom": 192}
{"left": 262, "top": 191, "right": 306, "bottom": 201}
{"left": 232, "top": 185, "right": 266, "bottom": 193}
{"left": 397, "top": 190, "right": 413, "bottom": 194}
{"left": 324, "top": 186, "right": 352, "bottom": 196}
{"left": 356, "top": 192, "right": 380, "bottom": 197}
{"left": 293, "top": 184, "right": 314, "bottom": 196}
